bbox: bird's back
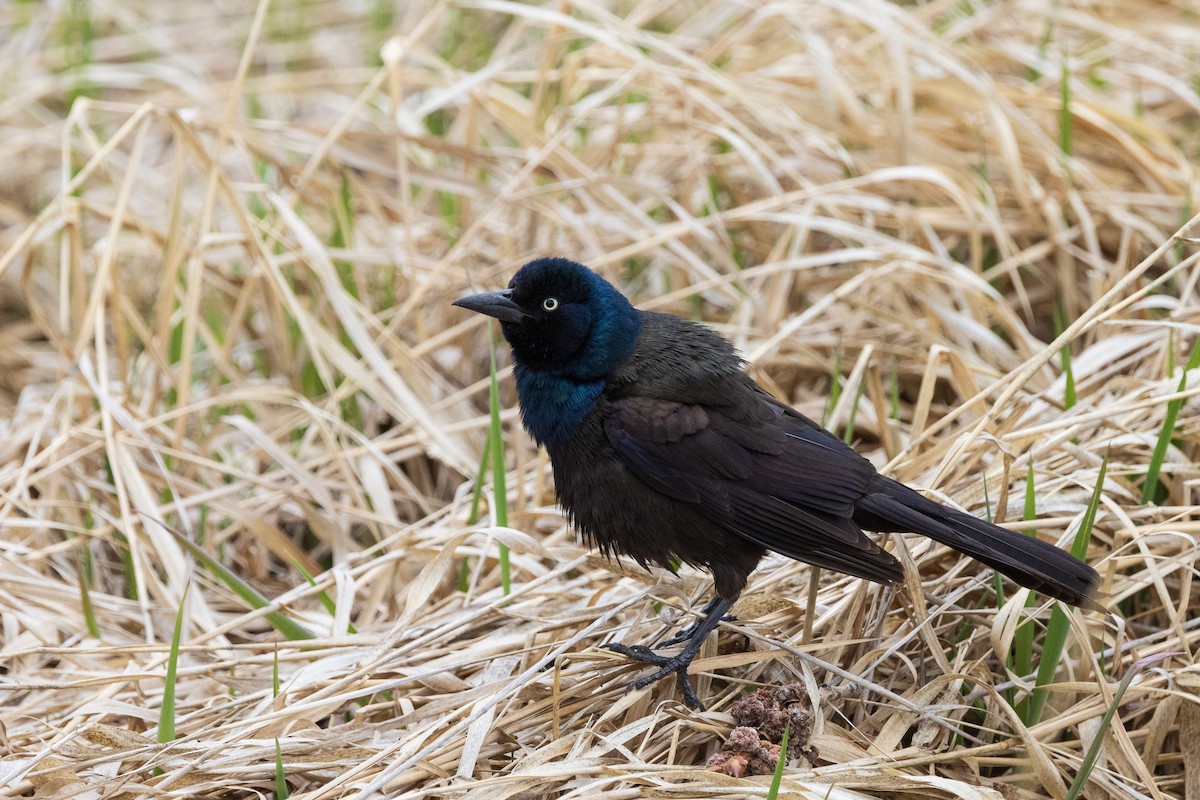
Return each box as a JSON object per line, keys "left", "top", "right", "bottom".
{"left": 606, "top": 311, "right": 747, "bottom": 401}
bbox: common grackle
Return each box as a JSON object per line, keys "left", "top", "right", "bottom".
{"left": 453, "top": 257, "right": 1102, "bottom": 709}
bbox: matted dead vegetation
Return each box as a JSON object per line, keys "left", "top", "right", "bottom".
{"left": 1, "top": 0, "right": 1199, "bottom": 798}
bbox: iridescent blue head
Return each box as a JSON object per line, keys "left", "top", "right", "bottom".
{"left": 452, "top": 258, "right": 642, "bottom": 446}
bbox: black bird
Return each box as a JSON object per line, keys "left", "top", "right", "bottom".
{"left": 453, "top": 258, "right": 1102, "bottom": 709}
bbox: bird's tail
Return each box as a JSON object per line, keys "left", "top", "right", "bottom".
{"left": 856, "top": 477, "right": 1103, "bottom": 610}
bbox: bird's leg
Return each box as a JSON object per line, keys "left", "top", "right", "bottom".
{"left": 604, "top": 596, "right": 735, "bottom": 710}
{"left": 658, "top": 595, "right": 738, "bottom": 647}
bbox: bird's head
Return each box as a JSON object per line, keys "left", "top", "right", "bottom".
{"left": 453, "top": 258, "right": 641, "bottom": 379}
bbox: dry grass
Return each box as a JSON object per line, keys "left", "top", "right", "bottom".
{"left": 1, "top": 0, "right": 1199, "bottom": 798}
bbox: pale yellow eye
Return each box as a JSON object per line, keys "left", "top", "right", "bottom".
{"left": 542, "top": 297, "right": 559, "bottom": 311}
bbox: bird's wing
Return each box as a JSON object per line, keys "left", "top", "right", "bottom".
{"left": 603, "top": 393, "right": 903, "bottom": 583}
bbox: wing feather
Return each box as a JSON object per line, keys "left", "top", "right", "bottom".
{"left": 603, "top": 391, "right": 903, "bottom": 584}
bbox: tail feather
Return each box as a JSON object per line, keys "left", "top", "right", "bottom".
{"left": 856, "top": 477, "right": 1103, "bottom": 610}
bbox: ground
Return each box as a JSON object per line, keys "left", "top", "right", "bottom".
{"left": 0, "top": 1, "right": 1197, "bottom": 798}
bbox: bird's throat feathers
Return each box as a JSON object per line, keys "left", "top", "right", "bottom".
{"left": 513, "top": 367, "right": 606, "bottom": 448}
{"left": 502, "top": 260, "right": 642, "bottom": 448}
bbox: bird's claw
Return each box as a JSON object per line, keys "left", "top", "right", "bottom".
{"left": 603, "top": 642, "right": 658, "bottom": 659}
{"left": 602, "top": 642, "right": 656, "bottom": 660}
{"left": 659, "top": 612, "right": 738, "bottom": 648}
{"left": 603, "top": 642, "right": 705, "bottom": 710}
{"left": 658, "top": 623, "right": 701, "bottom": 648}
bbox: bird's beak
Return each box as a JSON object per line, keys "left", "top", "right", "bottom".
{"left": 451, "top": 289, "right": 528, "bottom": 323}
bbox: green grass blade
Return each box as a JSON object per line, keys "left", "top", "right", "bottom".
{"left": 76, "top": 557, "right": 101, "bottom": 639}
{"left": 275, "top": 738, "right": 288, "bottom": 799}
{"left": 983, "top": 478, "right": 1007, "bottom": 608}
{"left": 64, "top": 0, "right": 97, "bottom": 106}
{"left": 159, "top": 522, "right": 316, "bottom": 640}
{"left": 1055, "top": 304, "right": 1076, "bottom": 409}
{"left": 460, "top": 435, "right": 492, "bottom": 592}
{"left": 272, "top": 646, "right": 289, "bottom": 797}
{"left": 766, "top": 723, "right": 789, "bottom": 800}
{"left": 331, "top": 172, "right": 359, "bottom": 300}
{"left": 1064, "top": 653, "right": 1178, "bottom": 800}
{"left": 457, "top": 552, "right": 472, "bottom": 594}
{"left": 1013, "top": 463, "right": 1038, "bottom": 678}
{"left": 113, "top": 529, "right": 140, "bottom": 601}
{"left": 1167, "top": 327, "right": 1176, "bottom": 378}
{"left": 1142, "top": 339, "right": 1200, "bottom": 503}
{"left": 1021, "top": 453, "right": 1105, "bottom": 726}
{"left": 821, "top": 347, "right": 843, "bottom": 427}
{"left": 159, "top": 583, "right": 190, "bottom": 744}
{"left": 469, "top": 436, "right": 491, "bottom": 525}
{"left": 1023, "top": 462, "right": 1038, "bottom": 521}
{"left": 487, "top": 324, "right": 511, "bottom": 595}
{"left": 293, "top": 560, "right": 357, "bottom": 634}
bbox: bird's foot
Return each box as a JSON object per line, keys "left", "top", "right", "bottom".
{"left": 604, "top": 596, "right": 735, "bottom": 710}
{"left": 603, "top": 641, "right": 705, "bottom": 710}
